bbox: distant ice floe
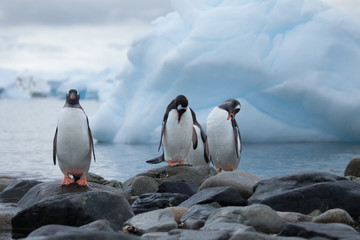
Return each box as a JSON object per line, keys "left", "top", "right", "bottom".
{"left": 96, "top": 0, "right": 360, "bottom": 142}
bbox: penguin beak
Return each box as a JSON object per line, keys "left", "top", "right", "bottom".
{"left": 227, "top": 110, "right": 235, "bottom": 120}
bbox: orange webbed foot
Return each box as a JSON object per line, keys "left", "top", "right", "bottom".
{"left": 216, "top": 168, "right": 222, "bottom": 173}
{"left": 62, "top": 174, "right": 74, "bottom": 185}
{"left": 178, "top": 160, "right": 191, "bottom": 166}
{"left": 76, "top": 174, "right": 87, "bottom": 186}
{"left": 167, "top": 161, "right": 177, "bottom": 167}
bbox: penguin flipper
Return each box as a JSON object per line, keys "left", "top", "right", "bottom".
{"left": 192, "top": 126, "right": 198, "bottom": 150}
{"left": 146, "top": 153, "right": 165, "bottom": 164}
{"left": 53, "top": 127, "right": 58, "bottom": 165}
{"left": 158, "top": 122, "right": 165, "bottom": 152}
{"left": 231, "top": 119, "right": 241, "bottom": 159}
{"left": 204, "top": 136, "right": 210, "bottom": 164}
{"left": 87, "top": 117, "right": 96, "bottom": 162}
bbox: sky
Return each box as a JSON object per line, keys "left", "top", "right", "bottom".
{"left": 0, "top": 0, "right": 358, "bottom": 74}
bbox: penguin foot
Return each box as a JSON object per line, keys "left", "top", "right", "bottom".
{"left": 62, "top": 174, "right": 74, "bottom": 185}
{"left": 76, "top": 174, "right": 87, "bottom": 186}
{"left": 177, "top": 160, "right": 191, "bottom": 166}
{"left": 167, "top": 161, "right": 178, "bottom": 167}
{"left": 216, "top": 168, "right": 222, "bottom": 173}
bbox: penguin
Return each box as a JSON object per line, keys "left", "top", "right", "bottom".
{"left": 185, "top": 108, "right": 210, "bottom": 166}
{"left": 53, "top": 89, "right": 96, "bottom": 186}
{"left": 146, "top": 95, "right": 197, "bottom": 166}
{"left": 206, "top": 99, "right": 241, "bottom": 173}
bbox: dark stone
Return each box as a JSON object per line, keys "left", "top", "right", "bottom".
{"left": 180, "top": 203, "right": 220, "bottom": 223}
{"left": 161, "top": 229, "right": 230, "bottom": 240}
{"left": 18, "top": 180, "right": 130, "bottom": 208}
{"left": 25, "top": 231, "right": 141, "bottom": 240}
{"left": 279, "top": 222, "right": 360, "bottom": 239}
{"left": 0, "top": 179, "right": 42, "bottom": 203}
{"left": 87, "top": 172, "right": 123, "bottom": 188}
{"left": 183, "top": 218, "right": 205, "bottom": 230}
{"left": 179, "top": 186, "right": 247, "bottom": 208}
{"left": 123, "top": 166, "right": 216, "bottom": 196}
{"left": 0, "top": 176, "right": 16, "bottom": 192}
{"left": 132, "top": 192, "right": 189, "bottom": 214}
{"left": 248, "top": 171, "right": 360, "bottom": 218}
{"left": 345, "top": 158, "right": 360, "bottom": 177}
{"left": 157, "top": 180, "right": 198, "bottom": 196}
{"left": 11, "top": 191, "right": 134, "bottom": 239}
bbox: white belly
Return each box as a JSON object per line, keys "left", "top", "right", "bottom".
{"left": 163, "top": 109, "right": 193, "bottom": 162}
{"left": 56, "top": 108, "right": 91, "bottom": 175}
{"left": 207, "top": 107, "right": 240, "bottom": 171}
{"left": 186, "top": 125, "right": 208, "bottom": 166}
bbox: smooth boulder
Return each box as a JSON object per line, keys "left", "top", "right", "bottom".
{"left": 157, "top": 180, "right": 198, "bottom": 196}
{"left": 0, "top": 180, "right": 42, "bottom": 203}
{"left": 345, "top": 158, "right": 360, "bottom": 177}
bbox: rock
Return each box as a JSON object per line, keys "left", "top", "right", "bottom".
{"left": 26, "top": 231, "right": 141, "bottom": 240}
{"left": 11, "top": 191, "right": 134, "bottom": 239}
{"left": 163, "top": 229, "right": 230, "bottom": 240}
{"left": 179, "top": 186, "right": 247, "bottom": 208}
{"left": 205, "top": 204, "right": 287, "bottom": 234}
{"left": 345, "top": 158, "right": 360, "bottom": 177}
{"left": 0, "top": 176, "right": 16, "bottom": 192}
{"left": 132, "top": 192, "right": 189, "bottom": 214}
{"left": 199, "top": 171, "right": 260, "bottom": 199}
{"left": 248, "top": 171, "right": 360, "bottom": 219}
{"left": 279, "top": 222, "right": 360, "bottom": 239}
{"left": 87, "top": 172, "right": 123, "bottom": 188}
{"left": 18, "top": 180, "right": 130, "bottom": 208}
{"left": 123, "top": 209, "right": 178, "bottom": 235}
{"left": 166, "top": 207, "right": 188, "bottom": 223}
{"left": 183, "top": 218, "right": 206, "bottom": 230}
{"left": 141, "top": 232, "right": 169, "bottom": 239}
{"left": 313, "top": 208, "right": 355, "bottom": 226}
{"left": 0, "top": 179, "right": 42, "bottom": 203}
{"left": 123, "top": 166, "right": 216, "bottom": 196}
{"left": 80, "top": 219, "right": 114, "bottom": 232}
{"left": 180, "top": 203, "right": 220, "bottom": 224}
{"left": 276, "top": 211, "right": 312, "bottom": 223}
{"left": 229, "top": 231, "right": 306, "bottom": 240}
{"left": 0, "top": 204, "right": 21, "bottom": 240}
{"left": 200, "top": 222, "right": 255, "bottom": 236}
{"left": 157, "top": 180, "right": 198, "bottom": 196}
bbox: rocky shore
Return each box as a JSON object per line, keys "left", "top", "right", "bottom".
{"left": 1, "top": 159, "right": 360, "bottom": 240}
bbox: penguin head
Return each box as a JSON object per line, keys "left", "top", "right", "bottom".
{"left": 66, "top": 89, "right": 80, "bottom": 106}
{"left": 174, "top": 95, "right": 188, "bottom": 123}
{"left": 218, "top": 99, "right": 241, "bottom": 120}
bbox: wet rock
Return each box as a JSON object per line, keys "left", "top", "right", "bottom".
{"left": 0, "top": 176, "right": 16, "bottom": 192}
{"left": 26, "top": 231, "right": 141, "bottom": 240}
{"left": 157, "top": 180, "right": 198, "bottom": 196}
{"left": 179, "top": 186, "right": 247, "bottom": 208}
{"left": 277, "top": 211, "right": 312, "bottom": 223}
{"left": 18, "top": 180, "right": 130, "bottom": 208}
{"left": 163, "top": 229, "right": 230, "bottom": 240}
{"left": 313, "top": 208, "right": 355, "bottom": 226}
{"left": 0, "top": 179, "right": 42, "bottom": 203}
{"left": 230, "top": 231, "right": 306, "bottom": 240}
{"left": 199, "top": 171, "right": 260, "bottom": 199}
{"left": 200, "top": 222, "right": 255, "bottom": 236}
{"left": 132, "top": 192, "right": 189, "bottom": 214}
{"left": 123, "top": 166, "right": 216, "bottom": 196}
{"left": 123, "top": 209, "right": 177, "bottom": 235}
{"left": 279, "top": 222, "right": 360, "bottom": 239}
{"left": 345, "top": 158, "right": 360, "bottom": 177}
{"left": 12, "top": 191, "right": 134, "bottom": 239}
{"left": 166, "top": 207, "right": 188, "bottom": 223}
{"left": 205, "top": 204, "right": 287, "bottom": 234}
{"left": 180, "top": 203, "right": 220, "bottom": 224}
{"left": 248, "top": 171, "right": 360, "bottom": 219}
{"left": 87, "top": 172, "right": 123, "bottom": 188}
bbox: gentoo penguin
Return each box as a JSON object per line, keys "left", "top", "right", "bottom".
{"left": 185, "top": 108, "right": 210, "bottom": 166}
{"left": 53, "top": 89, "right": 96, "bottom": 186}
{"left": 146, "top": 95, "right": 197, "bottom": 166}
{"left": 206, "top": 99, "right": 241, "bottom": 173}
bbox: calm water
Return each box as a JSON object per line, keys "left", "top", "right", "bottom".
{"left": 0, "top": 98, "right": 359, "bottom": 182}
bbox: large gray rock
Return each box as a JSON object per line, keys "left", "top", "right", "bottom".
{"left": 25, "top": 231, "right": 141, "bottom": 240}
{"left": 87, "top": 172, "right": 123, "bottom": 188}
{"left": 230, "top": 232, "right": 306, "bottom": 240}
{"left": 123, "top": 166, "right": 216, "bottom": 196}
{"left": 248, "top": 171, "right": 360, "bottom": 219}
{"left": 0, "top": 179, "right": 42, "bottom": 203}
{"left": 205, "top": 204, "right": 287, "bottom": 234}
{"left": 279, "top": 222, "right": 360, "bottom": 239}
{"left": 180, "top": 203, "right": 220, "bottom": 223}
{"left": 18, "top": 180, "right": 130, "bottom": 208}
{"left": 179, "top": 186, "right": 246, "bottom": 208}
{"left": 162, "top": 229, "right": 230, "bottom": 240}
{"left": 199, "top": 171, "right": 260, "bottom": 199}
{"left": 200, "top": 222, "right": 255, "bottom": 236}
{"left": 157, "top": 180, "right": 198, "bottom": 196}
{"left": 123, "top": 209, "right": 177, "bottom": 235}
{"left": 312, "top": 208, "right": 355, "bottom": 226}
{"left": 12, "top": 191, "right": 134, "bottom": 239}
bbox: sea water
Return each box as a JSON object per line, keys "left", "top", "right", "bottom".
{"left": 0, "top": 98, "right": 359, "bottom": 182}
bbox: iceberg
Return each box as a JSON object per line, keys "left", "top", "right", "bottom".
{"left": 91, "top": 0, "right": 360, "bottom": 143}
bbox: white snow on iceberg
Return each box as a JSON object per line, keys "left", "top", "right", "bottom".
{"left": 91, "top": 0, "right": 360, "bottom": 143}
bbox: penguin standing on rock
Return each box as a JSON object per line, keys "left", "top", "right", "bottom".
{"left": 147, "top": 95, "right": 197, "bottom": 166}
{"left": 206, "top": 99, "right": 241, "bottom": 173}
{"left": 53, "top": 89, "right": 96, "bottom": 186}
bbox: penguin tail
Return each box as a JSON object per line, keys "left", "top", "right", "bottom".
{"left": 146, "top": 154, "right": 165, "bottom": 164}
